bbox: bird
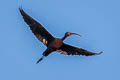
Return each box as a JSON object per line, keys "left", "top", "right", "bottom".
{"left": 19, "top": 8, "right": 103, "bottom": 64}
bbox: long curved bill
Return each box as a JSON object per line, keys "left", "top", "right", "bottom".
{"left": 71, "top": 33, "right": 82, "bottom": 37}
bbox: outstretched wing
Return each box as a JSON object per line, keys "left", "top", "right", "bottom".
{"left": 19, "top": 8, "right": 54, "bottom": 46}
{"left": 57, "top": 43, "right": 102, "bottom": 56}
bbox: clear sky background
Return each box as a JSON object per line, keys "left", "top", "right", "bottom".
{"left": 0, "top": 0, "right": 120, "bottom": 80}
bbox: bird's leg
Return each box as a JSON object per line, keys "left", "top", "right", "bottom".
{"left": 36, "top": 48, "right": 53, "bottom": 64}
{"left": 36, "top": 56, "right": 45, "bottom": 64}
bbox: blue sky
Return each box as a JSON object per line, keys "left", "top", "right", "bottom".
{"left": 0, "top": 0, "right": 120, "bottom": 80}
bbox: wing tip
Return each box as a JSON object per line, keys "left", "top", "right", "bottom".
{"left": 96, "top": 51, "right": 103, "bottom": 55}
{"left": 18, "top": 7, "right": 26, "bottom": 18}
{"left": 19, "top": 6, "right": 23, "bottom": 12}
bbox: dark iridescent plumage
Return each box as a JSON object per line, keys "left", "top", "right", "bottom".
{"left": 19, "top": 8, "right": 102, "bottom": 64}
{"left": 19, "top": 8, "right": 54, "bottom": 47}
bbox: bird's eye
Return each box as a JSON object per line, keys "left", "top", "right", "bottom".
{"left": 67, "top": 32, "right": 71, "bottom": 36}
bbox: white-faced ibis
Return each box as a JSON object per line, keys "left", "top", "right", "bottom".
{"left": 19, "top": 8, "right": 103, "bottom": 64}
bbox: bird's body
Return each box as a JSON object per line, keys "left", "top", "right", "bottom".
{"left": 19, "top": 8, "right": 102, "bottom": 64}
{"left": 49, "top": 38, "right": 63, "bottom": 50}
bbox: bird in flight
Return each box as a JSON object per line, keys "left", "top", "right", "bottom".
{"left": 19, "top": 8, "right": 102, "bottom": 64}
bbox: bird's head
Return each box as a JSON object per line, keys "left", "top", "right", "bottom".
{"left": 62, "top": 32, "right": 82, "bottom": 41}
{"left": 65, "top": 32, "right": 82, "bottom": 37}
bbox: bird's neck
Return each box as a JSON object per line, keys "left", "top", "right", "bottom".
{"left": 61, "top": 35, "right": 67, "bottom": 41}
